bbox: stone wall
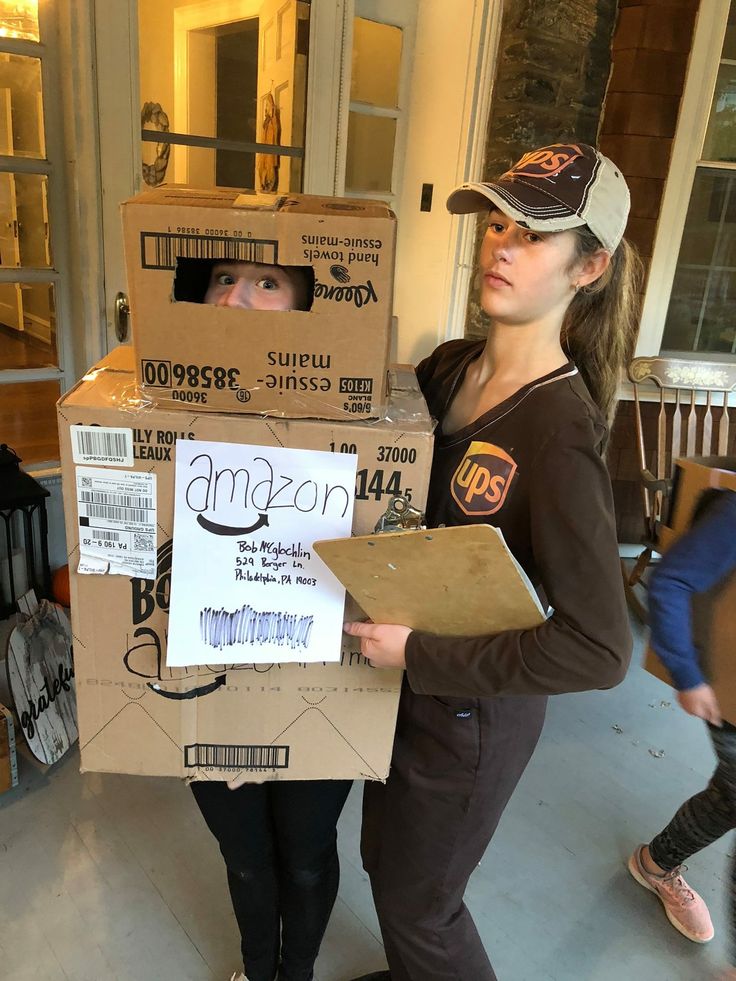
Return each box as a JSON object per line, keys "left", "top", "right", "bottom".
{"left": 465, "top": 0, "right": 619, "bottom": 338}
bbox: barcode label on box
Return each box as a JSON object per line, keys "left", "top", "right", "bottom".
{"left": 72, "top": 426, "right": 133, "bottom": 466}
{"left": 184, "top": 743, "right": 290, "bottom": 770}
{"left": 75, "top": 467, "right": 157, "bottom": 578}
{"left": 140, "top": 232, "right": 278, "bottom": 270}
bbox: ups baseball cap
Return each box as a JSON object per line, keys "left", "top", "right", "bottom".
{"left": 446, "top": 143, "right": 630, "bottom": 253}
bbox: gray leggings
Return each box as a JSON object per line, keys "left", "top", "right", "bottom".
{"left": 649, "top": 720, "right": 736, "bottom": 959}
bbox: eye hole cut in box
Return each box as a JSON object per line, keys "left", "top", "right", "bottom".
{"left": 173, "top": 256, "right": 315, "bottom": 312}
{"left": 123, "top": 188, "right": 396, "bottom": 418}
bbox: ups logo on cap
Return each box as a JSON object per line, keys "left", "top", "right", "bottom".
{"left": 503, "top": 143, "right": 583, "bottom": 181}
{"left": 451, "top": 441, "right": 517, "bottom": 516}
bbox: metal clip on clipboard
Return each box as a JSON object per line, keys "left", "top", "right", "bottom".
{"left": 373, "top": 495, "right": 426, "bottom": 534}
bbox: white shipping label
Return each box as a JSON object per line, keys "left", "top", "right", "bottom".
{"left": 71, "top": 426, "right": 134, "bottom": 467}
{"left": 75, "top": 467, "right": 157, "bottom": 578}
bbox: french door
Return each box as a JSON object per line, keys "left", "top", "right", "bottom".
{"left": 94, "top": 0, "right": 497, "bottom": 363}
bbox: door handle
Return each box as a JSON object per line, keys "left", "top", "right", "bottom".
{"left": 114, "top": 291, "right": 130, "bottom": 342}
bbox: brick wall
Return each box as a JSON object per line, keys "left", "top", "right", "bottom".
{"left": 465, "top": 0, "right": 618, "bottom": 338}
{"left": 599, "top": 0, "right": 699, "bottom": 276}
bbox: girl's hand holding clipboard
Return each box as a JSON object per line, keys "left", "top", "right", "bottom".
{"left": 343, "top": 621, "right": 412, "bottom": 669}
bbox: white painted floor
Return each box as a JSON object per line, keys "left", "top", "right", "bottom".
{"left": 1, "top": 617, "right": 731, "bottom": 981}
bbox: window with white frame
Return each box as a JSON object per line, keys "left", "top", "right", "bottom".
{"left": 637, "top": 3, "right": 736, "bottom": 360}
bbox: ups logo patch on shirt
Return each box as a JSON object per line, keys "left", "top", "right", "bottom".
{"left": 451, "top": 441, "right": 517, "bottom": 516}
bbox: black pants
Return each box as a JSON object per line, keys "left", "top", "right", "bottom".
{"left": 191, "top": 778, "right": 352, "bottom": 981}
{"left": 361, "top": 680, "right": 547, "bottom": 981}
{"left": 649, "top": 720, "right": 736, "bottom": 963}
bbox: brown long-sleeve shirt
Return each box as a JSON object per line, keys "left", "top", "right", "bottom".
{"left": 405, "top": 339, "right": 632, "bottom": 698}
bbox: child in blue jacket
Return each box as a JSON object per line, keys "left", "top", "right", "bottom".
{"left": 629, "top": 485, "right": 736, "bottom": 976}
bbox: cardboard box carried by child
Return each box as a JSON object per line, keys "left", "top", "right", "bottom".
{"left": 57, "top": 347, "right": 434, "bottom": 782}
{"left": 122, "top": 187, "right": 396, "bottom": 420}
{"left": 645, "top": 456, "right": 736, "bottom": 723}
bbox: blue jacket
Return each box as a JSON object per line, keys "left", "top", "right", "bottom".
{"left": 649, "top": 490, "right": 736, "bottom": 691}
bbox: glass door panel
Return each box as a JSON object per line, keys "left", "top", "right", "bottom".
{"left": 345, "top": 113, "right": 396, "bottom": 193}
{"left": 350, "top": 17, "right": 402, "bottom": 108}
{"left": 0, "top": 282, "right": 56, "bottom": 367}
{"left": 0, "top": 2, "right": 39, "bottom": 42}
{"left": 0, "top": 54, "right": 45, "bottom": 158}
{"left": 0, "top": 172, "right": 51, "bottom": 266}
{"left": 342, "top": 7, "right": 413, "bottom": 207}
{"left": 0, "top": 378, "right": 60, "bottom": 464}
{"left": 138, "top": 0, "right": 310, "bottom": 191}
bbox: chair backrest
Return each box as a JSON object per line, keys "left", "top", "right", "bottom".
{"left": 628, "top": 356, "right": 736, "bottom": 530}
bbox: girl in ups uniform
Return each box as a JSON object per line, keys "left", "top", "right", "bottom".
{"left": 344, "top": 142, "right": 640, "bottom": 981}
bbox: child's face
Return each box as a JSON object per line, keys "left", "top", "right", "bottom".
{"left": 204, "top": 261, "right": 299, "bottom": 310}
{"left": 478, "top": 210, "right": 580, "bottom": 325}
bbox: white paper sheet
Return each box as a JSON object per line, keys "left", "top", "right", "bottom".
{"left": 167, "top": 439, "right": 358, "bottom": 666}
{"left": 75, "top": 467, "right": 157, "bottom": 578}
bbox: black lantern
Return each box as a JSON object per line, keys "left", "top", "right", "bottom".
{"left": 0, "top": 443, "right": 52, "bottom": 616}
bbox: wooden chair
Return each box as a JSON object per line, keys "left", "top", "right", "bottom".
{"left": 623, "top": 355, "right": 736, "bottom": 621}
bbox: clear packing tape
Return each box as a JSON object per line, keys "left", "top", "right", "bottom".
{"left": 81, "top": 360, "right": 435, "bottom": 430}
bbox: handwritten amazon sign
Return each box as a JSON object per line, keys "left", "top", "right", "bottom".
{"left": 167, "top": 439, "right": 358, "bottom": 667}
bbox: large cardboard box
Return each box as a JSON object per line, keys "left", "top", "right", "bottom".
{"left": 122, "top": 187, "right": 395, "bottom": 419}
{"left": 659, "top": 456, "right": 736, "bottom": 552}
{"left": 57, "top": 347, "right": 433, "bottom": 781}
{"left": 645, "top": 457, "right": 736, "bottom": 722}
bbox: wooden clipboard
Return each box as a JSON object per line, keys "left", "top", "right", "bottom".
{"left": 314, "top": 524, "right": 546, "bottom": 636}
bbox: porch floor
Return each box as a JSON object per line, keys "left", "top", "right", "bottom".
{"left": 1, "top": 616, "right": 730, "bottom": 981}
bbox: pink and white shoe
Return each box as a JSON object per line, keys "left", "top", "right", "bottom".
{"left": 628, "top": 844, "right": 714, "bottom": 943}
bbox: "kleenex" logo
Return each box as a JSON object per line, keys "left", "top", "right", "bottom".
{"left": 313, "top": 278, "right": 378, "bottom": 309}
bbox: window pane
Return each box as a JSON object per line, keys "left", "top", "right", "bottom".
{"left": 138, "top": 0, "right": 309, "bottom": 191}
{"left": 0, "top": 0, "right": 39, "bottom": 42}
{"left": 697, "top": 268, "right": 736, "bottom": 353}
{"left": 662, "top": 168, "right": 736, "bottom": 353}
{"left": 0, "top": 173, "right": 51, "bottom": 267}
{"left": 0, "top": 379, "right": 60, "bottom": 464}
{"left": 351, "top": 18, "right": 402, "bottom": 109}
{"left": 723, "top": 3, "right": 736, "bottom": 60}
{"left": 703, "top": 63, "right": 736, "bottom": 163}
{"left": 662, "top": 266, "right": 709, "bottom": 352}
{"left": 0, "top": 282, "right": 57, "bottom": 368}
{"left": 0, "top": 54, "right": 45, "bottom": 159}
{"left": 677, "top": 170, "right": 735, "bottom": 267}
{"left": 345, "top": 112, "right": 396, "bottom": 193}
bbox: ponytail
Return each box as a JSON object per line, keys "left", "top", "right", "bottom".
{"left": 562, "top": 230, "right": 644, "bottom": 437}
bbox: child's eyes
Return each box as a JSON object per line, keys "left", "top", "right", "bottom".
{"left": 255, "top": 277, "right": 279, "bottom": 291}
{"left": 216, "top": 273, "right": 235, "bottom": 286}
{"left": 486, "top": 222, "right": 545, "bottom": 243}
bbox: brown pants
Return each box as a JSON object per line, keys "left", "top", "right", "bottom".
{"left": 361, "top": 679, "right": 547, "bottom": 981}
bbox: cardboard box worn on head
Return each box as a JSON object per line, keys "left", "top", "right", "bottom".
{"left": 645, "top": 457, "right": 736, "bottom": 724}
{"left": 57, "top": 347, "right": 434, "bottom": 782}
{"left": 122, "top": 187, "right": 395, "bottom": 420}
